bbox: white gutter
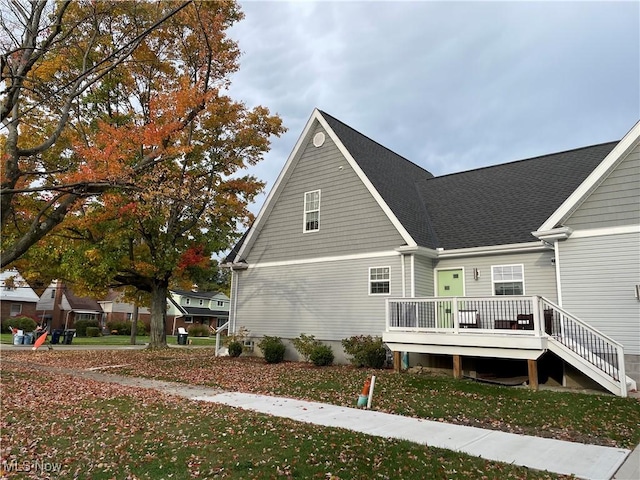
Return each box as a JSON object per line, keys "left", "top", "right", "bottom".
{"left": 433, "top": 241, "right": 546, "bottom": 259}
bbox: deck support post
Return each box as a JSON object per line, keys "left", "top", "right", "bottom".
{"left": 393, "top": 351, "right": 401, "bottom": 373}
{"left": 453, "top": 355, "right": 462, "bottom": 379}
{"left": 527, "top": 359, "right": 539, "bottom": 391}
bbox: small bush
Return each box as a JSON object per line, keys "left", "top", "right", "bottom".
{"left": 86, "top": 326, "right": 101, "bottom": 337}
{"left": 187, "top": 324, "right": 210, "bottom": 337}
{"left": 310, "top": 344, "right": 334, "bottom": 367}
{"left": 341, "top": 335, "right": 387, "bottom": 368}
{"left": 2, "top": 316, "right": 37, "bottom": 333}
{"left": 228, "top": 340, "right": 243, "bottom": 357}
{"left": 291, "top": 333, "right": 322, "bottom": 362}
{"left": 74, "top": 319, "right": 99, "bottom": 337}
{"left": 257, "top": 336, "right": 286, "bottom": 364}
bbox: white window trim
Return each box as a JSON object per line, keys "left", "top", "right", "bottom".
{"left": 217, "top": 300, "right": 224, "bottom": 307}
{"left": 303, "top": 189, "right": 321, "bottom": 233}
{"left": 491, "top": 264, "right": 525, "bottom": 296}
{"left": 184, "top": 316, "right": 193, "bottom": 324}
{"left": 185, "top": 298, "right": 191, "bottom": 305}
{"left": 199, "top": 299, "right": 204, "bottom": 306}
{"left": 369, "top": 266, "right": 391, "bottom": 296}
{"left": 10, "top": 303, "right": 22, "bottom": 316}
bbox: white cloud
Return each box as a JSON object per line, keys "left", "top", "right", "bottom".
{"left": 227, "top": 0, "right": 639, "bottom": 215}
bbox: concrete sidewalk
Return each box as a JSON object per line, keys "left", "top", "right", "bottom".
{"left": 194, "top": 392, "right": 634, "bottom": 480}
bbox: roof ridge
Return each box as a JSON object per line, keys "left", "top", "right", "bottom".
{"left": 318, "top": 109, "right": 434, "bottom": 178}
{"left": 428, "top": 140, "right": 620, "bottom": 180}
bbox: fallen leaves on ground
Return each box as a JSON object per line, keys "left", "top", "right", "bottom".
{"left": 0, "top": 361, "right": 567, "bottom": 479}
{"left": 3, "top": 348, "right": 639, "bottom": 450}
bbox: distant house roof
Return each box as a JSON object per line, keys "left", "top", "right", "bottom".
{"left": 171, "top": 289, "right": 225, "bottom": 300}
{"left": 62, "top": 287, "right": 102, "bottom": 313}
{"left": 228, "top": 110, "right": 621, "bottom": 259}
{"left": 181, "top": 306, "right": 229, "bottom": 317}
{"left": 0, "top": 269, "right": 39, "bottom": 303}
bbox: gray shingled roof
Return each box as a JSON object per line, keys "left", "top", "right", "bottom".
{"left": 417, "top": 142, "right": 617, "bottom": 249}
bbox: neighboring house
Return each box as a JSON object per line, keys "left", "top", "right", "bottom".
{"left": 224, "top": 109, "right": 639, "bottom": 396}
{"left": 0, "top": 269, "right": 40, "bottom": 320}
{"left": 36, "top": 281, "right": 102, "bottom": 331}
{"left": 98, "top": 290, "right": 151, "bottom": 330}
{"left": 166, "top": 289, "right": 230, "bottom": 335}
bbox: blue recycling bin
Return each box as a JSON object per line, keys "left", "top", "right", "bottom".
{"left": 51, "top": 329, "right": 63, "bottom": 344}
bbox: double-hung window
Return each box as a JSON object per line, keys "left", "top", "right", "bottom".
{"left": 369, "top": 267, "right": 390, "bottom": 295}
{"left": 492, "top": 265, "right": 524, "bottom": 295}
{"left": 303, "top": 190, "right": 320, "bottom": 232}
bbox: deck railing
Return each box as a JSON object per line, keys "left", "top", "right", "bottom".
{"left": 386, "top": 296, "right": 543, "bottom": 334}
{"left": 386, "top": 296, "right": 627, "bottom": 396}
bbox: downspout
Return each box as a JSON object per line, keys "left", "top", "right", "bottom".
{"left": 554, "top": 240, "right": 563, "bottom": 307}
{"left": 410, "top": 254, "right": 416, "bottom": 298}
{"left": 401, "top": 254, "right": 406, "bottom": 297}
{"left": 232, "top": 270, "right": 239, "bottom": 334}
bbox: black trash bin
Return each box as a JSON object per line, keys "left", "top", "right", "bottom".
{"left": 177, "top": 333, "right": 188, "bottom": 345}
{"left": 51, "top": 329, "right": 63, "bottom": 344}
{"left": 63, "top": 329, "right": 75, "bottom": 345}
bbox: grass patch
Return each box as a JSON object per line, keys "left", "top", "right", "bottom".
{"left": 1, "top": 332, "right": 217, "bottom": 346}
{"left": 3, "top": 349, "right": 639, "bottom": 450}
{"left": 1, "top": 364, "right": 563, "bottom": 479}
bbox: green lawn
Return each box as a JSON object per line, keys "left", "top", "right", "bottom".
{"left": 1, "top": 364, "right": 564, "bottom": 479}
{"left": 4, "top": 349, "right": 639, "bottom": 451}
{"left": 0, "top": 332, "right": 217, "bottom": 346}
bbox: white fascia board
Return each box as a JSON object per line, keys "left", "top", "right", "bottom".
{"left": 235, "top": 109, "right": 323, "bottom": 262}
{"left": 315, "top": 114, "right": 417, "bottom": 248}
{"left": 539, "top": 121, "right": 640, "bottom": 231}
{"left": 435, "top": 241, "right": 546, "bottom": 259}
{"left": 532, "top": 226, "right": 573, "bottom": 242}
{"left": 395, "top": 245, "right": 439, "bottom": 258}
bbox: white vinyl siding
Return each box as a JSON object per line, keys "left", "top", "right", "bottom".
{"left": 492, "top": 264, "right": 524, "bottom": 295}
{"left": 245, "top": 124, "right": 405, "bottom": 264}
{"left": 414, "top": 256, "right": 435, "bottom": 297}
{"left": 566, "top": 144, "right": 640, "bottom": 229}
{"left": 369, "top": 267, "right": 390, "bottom": 295}
{"left": 232, "top": 255, "right": 402, "bottom": 341}
{"left": 303, "top": 190, "right": 320, "bottom": 232}
{"left": 559, "top": 232, "right": 640, "bottom": 355}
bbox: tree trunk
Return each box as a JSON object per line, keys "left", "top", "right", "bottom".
{"left": 130, "top": 303, "right": 139, "bottom": 345}
{"left": 148, "top": 280, "right": 168, "bottom": 349}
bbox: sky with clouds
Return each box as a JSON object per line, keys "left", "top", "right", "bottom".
{"left": 227, "top": 1, "right": 639, "bottom": 215}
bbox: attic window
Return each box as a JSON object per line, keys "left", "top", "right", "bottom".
{"left": 303, "top": 190, "right": 320, "bottom": 232}
{"left": 313, "top": 132, "right": 325, "bottom": 147}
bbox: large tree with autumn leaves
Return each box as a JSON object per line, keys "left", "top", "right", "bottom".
{"left": 1, "top": 0, "right": 284, "bottom": 347}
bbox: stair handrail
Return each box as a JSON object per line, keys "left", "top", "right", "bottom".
{"left": 539, "top": 297, "right": 626, "bottom": 395}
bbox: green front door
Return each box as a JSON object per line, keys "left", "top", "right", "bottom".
{"left": 436, "top": 269, "right": 464, "bottom": 327}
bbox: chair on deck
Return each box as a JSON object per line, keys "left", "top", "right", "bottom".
{"left": 516, "top": 314, "right": 534, "bottom": 330}
{"left": 458, "top": 310, "right": 479, "bottom": 328}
